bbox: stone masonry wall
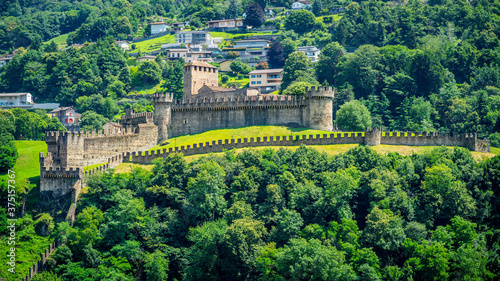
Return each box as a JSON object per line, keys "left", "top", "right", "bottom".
{"left": 125, "top": 131, "right": 489, "bottom": 164}
{"left": 184, "top": 64, "right": 218, "bottom": 97}
{"left": 169, "top": 95, "right": 307, "bottom": 137}
{"left": 83, "top": 123, "right": 157, "bottom": 165}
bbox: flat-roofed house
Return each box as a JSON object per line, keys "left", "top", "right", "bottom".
{"left": 234, "top": 39, "right": 270, "bottom": 49}
{"left": 136, "top": 55, "right": 157, "bottom": 62}
{"left": 0, "top": 56, "right": 14, "bottom": 68}
{"left": 207, "top": 19, "right": 245, "bottom": 31}
{"left": 116, "top": 41, "right": 130, "bottom": 51}
{"left": 150, "top": 22, "right": 171, "bottom": 35}
{"left": 297, "top": 46, "right": 320, "bottom": 62}
{"left": 248, "top": 69, "right": 283, "bottom": 93}
{"left": 0, "top": 92, "right": 33, "bottom": 108}
{"left": 292, "top": 0, "right": 312, "bottom": 10}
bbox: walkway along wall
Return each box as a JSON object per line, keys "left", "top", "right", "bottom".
{"left": 125, "top": 130, "right": 490, "bottom": 164}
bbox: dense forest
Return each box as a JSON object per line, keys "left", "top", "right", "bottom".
{"left": 21, "top": 145, "right": 500, "bottom": 280}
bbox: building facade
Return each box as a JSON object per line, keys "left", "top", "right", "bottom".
{"left": 248, "top": 69, "right": 283, "bottom": 93}
{"left": 150, "top": 22, "right": 171, "bottom": 35}
{"left": 50, "top": 106, "right": 81, "bottom": 131}
{"left": 292, "top": 0, "right": 312, "bottom": 9}
{"left": 234, "top": 39, "right": 270, "bottom": 49}
{"left": 207, "top": 19, "right": 245, "bottom": 31}
{"left": 0, "top": 93, "right": 33, "bottom": 108}
{"left": 176, "top": 31, "right": 212, "bottom": 45}
{"left": 297, "top": 46, "right": 321, "bottom": 62}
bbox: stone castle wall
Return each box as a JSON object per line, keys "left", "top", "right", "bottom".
{"left": 154, "top": 87, "right": 336, "bottom": 139}
{"left": 169, "top": 95, "right": 308, "bottom": 137}
{"left": 124, "top": 130, "right": 490, "bottom": 164}
{"left": 44, "top": 124, "right": 158, "bottom": 167}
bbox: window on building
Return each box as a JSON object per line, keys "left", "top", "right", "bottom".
{"left": 251, "top": 75, "right": 256, "bottom": 78}
{"left": 251, "top": 81, "right": 256, "bottom": 84}
{"left": 183, "top": 118, "right": 188, "bottom": 124}
{"left": 257, "top": 74, "right": 262, "bottom": 78}
{"left": 257, "top": 81, "right": 261, "bottom": 84}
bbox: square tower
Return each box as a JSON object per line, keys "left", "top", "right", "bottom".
{"left": 183, "top": 61, "right": 219, "bottom": 97}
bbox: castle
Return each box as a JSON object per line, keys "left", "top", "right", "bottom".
{"left": 38, "top": 61, "right": 491, "bottom": 206}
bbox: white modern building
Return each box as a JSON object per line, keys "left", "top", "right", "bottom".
{"left": 115, "top": 41, "right": 130, "bottom": 51}
{"left": 297, "top": 46, "right": 321, "bottom": 62}
{"left": 292, "top": 0, "right": 312, "bottom": 10}
{"left": 0, "top": 93, "right": 33, "bottom": 108}
{"left": 234, "top": 39, "right": 270, "bottom": 49}
{"left": 0, "top": 56, "right": 13, "bottom": 68}
{"left": 150, "top": 22, "right": 171, "bottom": 35}
{"left": 176, "top": 31, "right": 221, "bottom": 46}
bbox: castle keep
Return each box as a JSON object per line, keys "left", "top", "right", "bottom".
{"left": 39, "top": 61, "right": 491, "bottom": 204}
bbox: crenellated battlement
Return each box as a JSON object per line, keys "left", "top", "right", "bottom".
{"left": 126, "top": 132, "right": 364, "bottom": 163}
{"left": 45, "top": 128, "right": 139, "bottom": 139}
{"left": 170, "top": 94, "right": 306, "bottom": 111}
{"left": 40, "top": 166, "right": 82, "bottom": 178}
{"left": 120, "top": 111, "right": 154, "bottom": 122}
{"left": 305, "top": 86, "right": 335, "bottom": 98}
{"left": 153, "top": 92, "right": 174, "bottom": 103}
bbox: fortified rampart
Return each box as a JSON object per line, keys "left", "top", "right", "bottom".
{"left": 121, "top": 108, "right": 154, "bottom": 126}
{"left": 45, "top": 124, "right": 157, "bottom": 167}
{"left": 125, "top": 130, "right": 490, "bottom": 164}
{"left": 153, "top": 86, "right": 336, "bottom": 142}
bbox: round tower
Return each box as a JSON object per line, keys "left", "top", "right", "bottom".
{"left": 153, "top": 92, "right": 173, "bottom": 143}
{"left": 305, "top": 86, "right": 335, "bottom": 131}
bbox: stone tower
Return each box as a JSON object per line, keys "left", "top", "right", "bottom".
{"left": 305, "top": 87, "right": 335, "bottom": 131}
{"left": 183, "top": 61, "right": 219, "bottom": 97}
{"left": 364, "top": 128, "right": 381, "bottom": 146}
{"left": 153, "top": 92, "right": 173, "bottom": 143}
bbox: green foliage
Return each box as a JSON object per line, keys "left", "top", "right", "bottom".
{"left": 79, "top": 111, "right": 109, "bottom": 131}
{"left": 284, "top": 10, "right": 317, "bottom": 34}
{"left": 230, "top": 60, "right": 252, "bottom": 74}
{"left": 335, "top": 100, "right": 372, "bottom": 131}
{"left": 36, "top": 145, "right": 500, "bottom": 280}
{"left": 244, "top": 3, "right": 265, "bottom": 28}
{"left": 282, "top": 81, "right": 316, "bottom": 96}
{"left": 281, "top": 51, "right": 311, "bottom": 89}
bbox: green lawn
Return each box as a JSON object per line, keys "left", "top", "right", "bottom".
{"left": 84, "top": 162, "right": 108, "bottom": 171}
{"left": 43, "top": 33, "right": 69, "bottom": 48}
{"left": 0, "top": 141, "right": 47, "bottom": 189}
{"left": 0, "top": 141, "right": 53, "bottom": 281}
{"left": 129, "top": 80, "right": 165, "bottom": 96}
{"left": 219, "top": 72, "right": 249, "bottom": 88}
{"left": 148, "top": 126, "right": 341, "bottom": 152}
{"left": 316, "top": 14, "right": 343, "bottom": 23}
{"left": 131, "top": 34, "right": 175, "bottom": 53}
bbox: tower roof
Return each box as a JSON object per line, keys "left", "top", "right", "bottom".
{"left": 185, "top": 61, "right": 217, "bottom": 69}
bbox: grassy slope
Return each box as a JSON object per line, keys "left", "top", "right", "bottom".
{"left": 129, "top": 79, "right": 165, "bottom": 95}
{"left": 0, "top": 141, "right": 47, "bottom": 187}
{"left": 43, "top": 33, "right": 69, "bottom": 48}
{"left": 148, "top": 126, "right": 335, "bottom": 151}
{"left": 131, "top": 34, "right": 175, "bottom": 53}
{"left": 219, "top": 72, "right": 250, "bottom": 88}
{"left": 0, "top": 141, "right": 53, "bottom": 281}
